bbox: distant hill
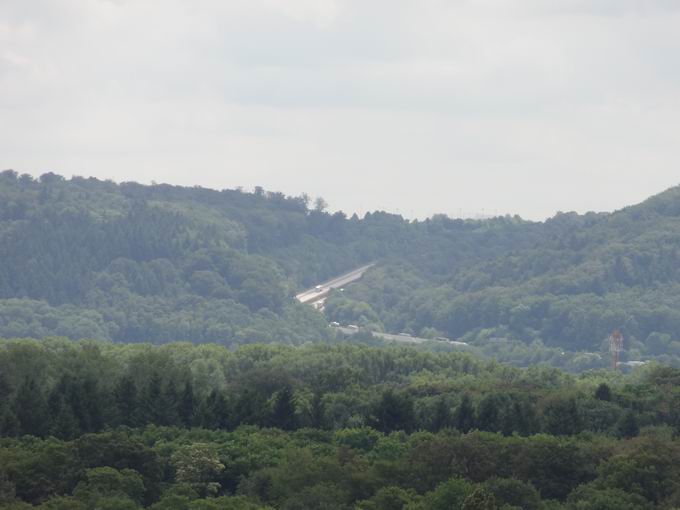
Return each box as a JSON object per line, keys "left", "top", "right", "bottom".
{"left": 1, "top": 170, "right": 679, "bottom": 367}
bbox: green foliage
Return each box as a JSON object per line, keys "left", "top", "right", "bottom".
{"left": 462, "top": 487, "right": 496, "bottom": 510}
{"left": 73, "top": 467, "right": 145, "bottom": 506}
{"left": 3, "top": 171, "right": 680, "bottom": 368}
{"left": 417, "top": 478, "right": 474, "bottom": 510}
{"left": 0, "top": 341, "right": 678, "bottom": 508}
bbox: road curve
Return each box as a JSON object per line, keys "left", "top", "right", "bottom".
{"left": 296, "top": 263, "right": 376, "bottom": 304}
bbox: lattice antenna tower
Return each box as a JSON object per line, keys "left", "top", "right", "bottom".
{"left": 609, "top": 329, "right": 624, "bottom": 370}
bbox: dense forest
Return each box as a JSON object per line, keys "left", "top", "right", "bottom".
{"left": 0, "top": 339, "right": 679, "bottom": 509}
{"left": 2, "top": 170, "right": 680, "bottom": 367}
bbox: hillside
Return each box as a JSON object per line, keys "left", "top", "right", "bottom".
{"left": 1, "top": 170, "right": 680, "bottom": 367}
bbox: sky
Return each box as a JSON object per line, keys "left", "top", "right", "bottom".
{"left": 1, "top": 0, "right": 680, "bottom": 220}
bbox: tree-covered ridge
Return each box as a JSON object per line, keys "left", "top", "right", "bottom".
{"left": 3, "top": 170, "right": 680, "bottom": 365}
{"left": 0, "top": 170, "right": 535, "bottom": 347}
{"left": 0, "top": 339, "right": 679, "bottom": 509}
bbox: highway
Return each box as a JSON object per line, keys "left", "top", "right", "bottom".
{"left": 334, "top": 326, "right": 469, "bottom": 347}
{"left": 298, "top": 263, "right": 469, "bottom": 348}
{"left": 296, "top": 263, "right": 376, "bottom": 305}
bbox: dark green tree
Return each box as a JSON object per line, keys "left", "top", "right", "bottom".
{"left": 271, "top": 386, "right": 297, "bottom": 431}
{"left": 114, "top": 376, "right": 139, "bottom": 427}
{"left": 595, "top": 383, "right": 612, "bottom": 401}
{"left": 616, "top": 410, "right": 640, "bottom": 439}
{"left": 430, "top": 397, "right": 452, "bottom": 432}
{"left": 161, "top": 380, "right": 180, "bottom": 426}
{"left": 477, "top": 394, "right": 501, "bottom": 433}
{"left": 13, "top": 377, "right": 49, "bottom": 437}
{"left": 371, "top": 389, "right": 415, "bottom": 433}
{"left": 309, "top": 391, "right": 327, "bottom": 429}
{"left": 48, "top": 392, "right": 81, "bottom": 440}
{"left": 455, "top": 394, "right": 475, "bottom": 433}
{"left": 140, "top": 373, "right": 164, "bottom": 425}
{"left": 543, "top": 397, "right": 582, "bottom": 436}
{"left": 178, "top": 381, "right": 195, "bottom": 428}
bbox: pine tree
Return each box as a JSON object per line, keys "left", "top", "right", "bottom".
{"left": 616, "top": 410, "right": 639, "bottom": 439}
{"left": 456, "top": 394, "right": 475, "bottom": 433}
{"left": 179, "top": 381, "right": 195, "bottom": 428}
{"left": 595, "top": 383, "right": 612, "bottom": 401}
{"left": 0, "top": 408, "right": 19, "bottom": 437}
{"left": 310, "top": 391, "right": 326, "bottom": 429}
{"left": 80, "top": 376, "right": 104, "bottom": 432}
{"left": 477, "top": 394, "right": 501, "bottom": 432}
{"left": 0, "top": 371, "right": 11, "bottom": 406}
{"left": 430, "top": 397, "right": 452, "bottom": 431}
{"left": 0, "top": 371, "right": 18, "bottom": 437}
{"left": 13, "top": 377, "right": 49, "bottom": 437}
{"left": 198, "top": 390, "right": 229, "bottom": 429}
{"left": 161, "top": 380, "right": 180, "bottom": 426}
{"left": 49, "top": 394, "right": 81, "bottom": 440}
{"left": 271, "top": 386, "right": 297, "bottom": 431}
{"left": 140, "top": 373, "right": 163, "bottom": 425}
{"left": 544, "top": 397, "right": 582, "bottom": 436}
{"left": 208, "top": 390, "right": 229, "bottom": 429}
{"left": 114, "top": 375, "right": 139, "bottom": 427}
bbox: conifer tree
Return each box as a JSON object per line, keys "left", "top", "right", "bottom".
{"left": 179, "top": 381, "right": 195, "bottom": 428}
{"left": 161, "top": 380, "right": 180, "bottom": 427}
{"left": 456, "top": 394, "right": 475, "bottom": 433}
{"left": 595, "top": 383, "right": 612, "bottom": 401}
{"left": 13, "top": 377, "right": 49, "bottom": 437}
{"left": 430, "top": 397, "right": 452, "bottom": 432}
{"left": 0, "top": 372, "right": 18, "bottom": 437}
{"left": 140, "top": 373, "right": 163, "bottom": 425}
{"left": 477, "top": 394, "right": 501, "bottom": 432}
{"left": 271, "top": 386, "right": 297, "bottom": 431}
{"left": 114, "top": 376, "right": 139, "bottom": 427}
{"left": 310, "top": 391, "right": 326, "bottom": 429}
{"left": 49, "top": 393, "right": 81, "bottom": 440}
{"left": 616, "top": 410, "right": 640, "bottom": 439}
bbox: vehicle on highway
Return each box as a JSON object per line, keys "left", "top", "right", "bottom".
{"left": 315, "top": 285, "right": 323, "bottom": 292}
{"left": 329, "top": 322, "right": 340, "bottom": 327}
{"left": 435, "top": 336, "right": 450, "bottom": 342}
{"left": 347, "top": 324, "right": 359, "bottom": 330}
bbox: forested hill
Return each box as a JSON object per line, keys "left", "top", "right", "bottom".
{"left": 1, "top": 170, "right": 680, "bottom": 367}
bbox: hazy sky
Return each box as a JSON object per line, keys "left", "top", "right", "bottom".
{"left": 2, "top": 0, "right": 679, "bottom": 220}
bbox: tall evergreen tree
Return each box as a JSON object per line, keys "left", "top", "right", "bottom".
{"left": 161, "top": 380, "right": 180, "bottom": 426}
{"left": 544, "top": 397, "right": 583, "bottom": 436}
{"left": 179, "top": 381, "right": 195, "bottom": 428}
{"left": 0, "top": 371, "right": 18, "bottom": 437}
{"left": 309, "top": 391, "right": 327, "bottom": 429}
{"left": 13, "top": 377, "right": 49, "bottom": 437}
{"left": 477, "top": 394, "right": 501, "bottom": 432}
{"left": 80, "top": 376, "right": 104, "bottom": 432}
{"left": 271, "top": 385, "right": 297, "bottom": 431}
{"left": 49, "top": 393, "right": 81, "bottom": 440}
{"left": 456, "top": 394, "right": 475, "bottom": 433}
{"left": 197, "top": 390, "right": 229, "bottom": 429}
{"left": 140, "top": 373, "right": 163, "bottom": 425}
{"left": 616, "top": 410, "right": 640, "bottom": 439}
{"left": 0, "top": 371, "right": 11, "bottom": 406}
{"left": 595, "top": 383, "right": 612, "bottom": 402}
{"left": 114, "top": 376, "right": 139, "bottom": 427}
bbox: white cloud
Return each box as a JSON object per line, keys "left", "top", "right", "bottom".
{"left": 1, "top": 0, "right": 679, "bottom": 219}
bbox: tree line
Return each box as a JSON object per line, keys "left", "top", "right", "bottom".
{"left": 0, "top": 339, "right": 679, "bottom": 508}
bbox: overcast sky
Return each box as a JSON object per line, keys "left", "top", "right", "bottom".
{"left": 1, "top": 0, "right": 679, "bottom": 219}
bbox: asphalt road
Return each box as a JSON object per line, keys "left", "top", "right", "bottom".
{"left": 335, "top": 326, "right": 469, "bottom": 347}
{"left": 296, "top": 263, "right": 376, "bottom": 304}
